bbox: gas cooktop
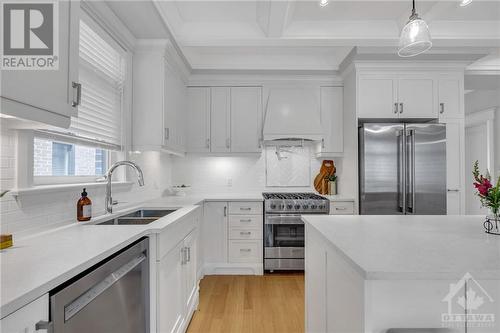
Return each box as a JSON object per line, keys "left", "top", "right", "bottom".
{"left": 262, "top": 192, "right": 329, "bottom": 214}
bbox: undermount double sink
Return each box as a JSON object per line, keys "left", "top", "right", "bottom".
{"left": 97, "top": 209, "right": 177, "bottom": 225}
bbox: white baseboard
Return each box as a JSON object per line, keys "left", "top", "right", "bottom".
{"left": 203, "top": 263, "right": 263, "bottom": 276}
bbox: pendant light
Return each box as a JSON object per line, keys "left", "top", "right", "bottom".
{"left": 398, "top": 0, "right": 432, "bottom": 57}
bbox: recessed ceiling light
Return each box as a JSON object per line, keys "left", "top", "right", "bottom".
{"left": 460, "top": 0, "right": 472, "bottom": 7}
{"left": 319, "top": 0, "right": 329, "bottom": 7}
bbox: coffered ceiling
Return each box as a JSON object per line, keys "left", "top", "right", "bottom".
{"left": 106, "top": 0, "right": 500, "bottom": 71}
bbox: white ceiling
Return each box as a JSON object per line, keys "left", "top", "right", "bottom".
{"left": 106, "top": 0, "right": 500, "bottom": 71}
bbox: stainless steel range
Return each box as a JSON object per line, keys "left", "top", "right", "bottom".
{"left": 263, "top": 192, "right": 329, "bottom": 271}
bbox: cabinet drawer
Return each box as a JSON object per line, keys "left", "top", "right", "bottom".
{"left": 228, "top": 240, "right": 262, "bottom": 263}
{"left": 229, "top": 227, "right": 262, "bottom": 240}
{"left": 330, "top": 201, "right": 355, "bottom": 215}
{"left": 229, "top": 215, "right": 262, "bottom": 228}
{"left": 229, "top": 202, "right": 263, "bottom": 215}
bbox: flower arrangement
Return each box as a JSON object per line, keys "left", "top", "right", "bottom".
{"left": 472, "top": 160, "right": 500, "bottom": 218}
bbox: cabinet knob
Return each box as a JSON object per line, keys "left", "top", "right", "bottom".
{"left": 440, "top": 103, "right": 445, "bottom": 114}
{"left": 394, "top": 103, "right": 398, "bottom": 114}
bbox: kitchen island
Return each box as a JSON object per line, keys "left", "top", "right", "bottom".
{"left": 303, "top": 215, "right": 500, "bottom": 333}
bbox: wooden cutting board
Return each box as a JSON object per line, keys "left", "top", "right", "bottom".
{"left": 314, "top": 160, "right": 335, "bottom": 194}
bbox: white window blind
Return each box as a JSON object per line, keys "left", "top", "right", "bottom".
{"left": 68, "top": 20, "right": 125, "bottom": 150}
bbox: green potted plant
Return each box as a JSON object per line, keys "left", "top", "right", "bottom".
{"left": 326, "top": 174, "right": 337, "bottom": 195}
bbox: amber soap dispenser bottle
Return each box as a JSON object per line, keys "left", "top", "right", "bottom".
{"left": 77, "top": 188, "right": 92, "bottom": 221}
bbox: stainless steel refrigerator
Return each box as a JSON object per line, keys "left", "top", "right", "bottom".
{"left": 359, "top": 123, "right": 447, "bottom": 215}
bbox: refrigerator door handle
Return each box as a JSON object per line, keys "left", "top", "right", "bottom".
{"left": 406, "top": 129, "right": 416, "bottom": 214}
{"left": 397, "top": 130, "right": 406, "bottom": 213}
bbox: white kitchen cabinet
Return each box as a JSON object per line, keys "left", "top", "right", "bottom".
{"left": 186, "top": 86, "right": 263, "bottom": 154}
{"left": 397, "top": 77, "right": 435, "bottom": 118}
{"left": 318, "top": 86, "right": 343, "bottom": 156}
{"left": 438, "top": 75, "right": 464, "bottom": 120}
{"left": 164, "top": 63, "right": 187, "bottom": 152}
{"left": 230, "top": 87, "right": 263, "bottom": 153}
{"left": 158, "top": 241, "right": 184, "bottom": 333}
{"left": 210, "top": 87, "right": 231, "bottom": 153}
{"left": 183, "top": 229, "right": 198, "bottom": 315}
{"left": 358, "top": 76, "right": 398, "bottom": 119}
{"left": 202, "top": 202, "right": 228, "bottom": 264}
{"left": 187, "top": 87, "right": 211, "bottom": 153}
{"left": 445, "top": 119, "right": 465, "bottom": 214}
{"left": 358, "top": 75, "right": 436, "bottom": 119}
{"left": 0, "top": 294, "right": 49, "bottom": 333}
{"left": 0, "top": 0, "right": 79, "bottom": 128}
{"left": 133, "top": 41, "right": 187, "bottom": 155}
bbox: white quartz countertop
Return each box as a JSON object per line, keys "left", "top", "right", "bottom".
{"left": 303, "top": 215, "right": 500, "bottom": 280}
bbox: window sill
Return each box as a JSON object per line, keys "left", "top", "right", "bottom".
{"left": 10, "top": 181, "right": 134, "bottom": 197}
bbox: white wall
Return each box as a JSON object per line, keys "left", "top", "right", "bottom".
{"left": 464, "top": 88, "right": 500, "bottom": 214}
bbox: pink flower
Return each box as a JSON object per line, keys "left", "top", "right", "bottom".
{"left": 474, "top": 177, "right": 492, "bottom": 196}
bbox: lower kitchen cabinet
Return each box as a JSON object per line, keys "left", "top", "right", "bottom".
{"left": 0, "top": 294, "right": 48, "bottom": 333}
{"left": 203, "top": 201, "right": 263, "bottom": 275}
{"left": 157, "top": 209, "right": 200, "bottom": 333}
{"left": 445, "top": 118, "right": 465, "bottom": 214}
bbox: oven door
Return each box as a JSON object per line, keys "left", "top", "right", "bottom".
{"left": 264, "top": 214, "right": 304, "bottom": 250}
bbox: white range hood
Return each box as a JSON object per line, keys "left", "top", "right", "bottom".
{"left": 263, "top": 88, "right": 323, "bottom": 142}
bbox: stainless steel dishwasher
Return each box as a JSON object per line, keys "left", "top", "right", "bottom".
{"left": 47, "top": 237, "right": 149, "bottom": 333}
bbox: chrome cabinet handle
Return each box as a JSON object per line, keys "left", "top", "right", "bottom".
{"left": 440, "top": 103, "right": 445, "bottom": 114}
{"left": 240, "top": 207, "right": 251, "bottom": 211}
{"left": 240, "top": 219, "right": 252, "bottom": 222}
{"left": 206, "top": 138, "right": 210, "bottom": 149}
{"left": 394, "top": 103, "right": 398, "bottom": 114}
{"left": 36, "top": 320, "right": 53, "bottom": 332}
{"left": 447, "top": 189, "right": 460, "bottom": 192}
{"left": 224, "top": 206, "right": 227, "bottom": 217}
{"left": 399, "top": 103, "right": 404, "bottom": 114}
{"left": 187, "top": 247, "right": 191, "bottom": 262}
{"left": 72, "top": 82, "right": 81, "bottom": 107}
{"left": 335, "top": 207, "right": 347, "bottom": 210}
{"left": 322, "top": 138, "right": 325, "bottom": 148}
{"left": 240, "top": 231, "right": 251, "bottom": 235}
{"left": 164, "top": 128, "right": 170, "bottom": 141}
{"left": 240, "top": 248, "right": 251, "bottom": 252}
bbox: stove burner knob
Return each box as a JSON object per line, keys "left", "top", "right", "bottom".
{"left": 302, "top": 204, "right": 309, "bottom": 209}
{"left": 318, "top": 205, "right": 325, "bottom": 210}
{"left": 270, "top": 204, "right": 276, "bottom": 209}
{"left": 280, "top": 204, "right": 285, "bottom": 209}
{"left": 311, "top": 204, "right": 317, "bottom": 209}
{"left": 294, "top": 204, "right": 301, "bottom": 209}
{"left": 287, "top": 204, "right": 293, "bottom": 209}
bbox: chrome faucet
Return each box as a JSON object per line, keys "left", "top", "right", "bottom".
{"left": 104, "top": 161, "right": 144, "bottom": 214}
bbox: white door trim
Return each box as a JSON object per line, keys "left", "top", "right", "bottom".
{"left": 465, "top": 108, "right": 496, "bottom": 178}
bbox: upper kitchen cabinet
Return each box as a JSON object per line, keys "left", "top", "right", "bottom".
{"left": 230, "top": 87, "right": 263, "bottom": 153}
{"left": 358, "top": 76, "right": 398, "bottom": 119}
{"left": 186, "top": 87, "right": 211, "bottom": 153}
{"left": 357, "top": 75, "right": 435, "bottom": 119}
{"left": 438, "top": 74, "right": 464, "bottom": 120}
{"left": 397, "top": 76, "right": 435, "bottom": 118}
{"left": 132, "top": 40, "right": 188, "bottom": 155}
{"left": 0, "top": 0, "right": 80, "bottom": 128}
{"left": 186, "top": 86, "right": 263, "bottom": 154}
{"left": 318, "top": 86, "right": 343, "bottom": 156}
{"left": 210, "top": 87, "right": 231, "bottom": 153}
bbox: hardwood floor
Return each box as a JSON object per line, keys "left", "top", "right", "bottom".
{"left": 186, "top": 273, "right": 305, "bottom": 333}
